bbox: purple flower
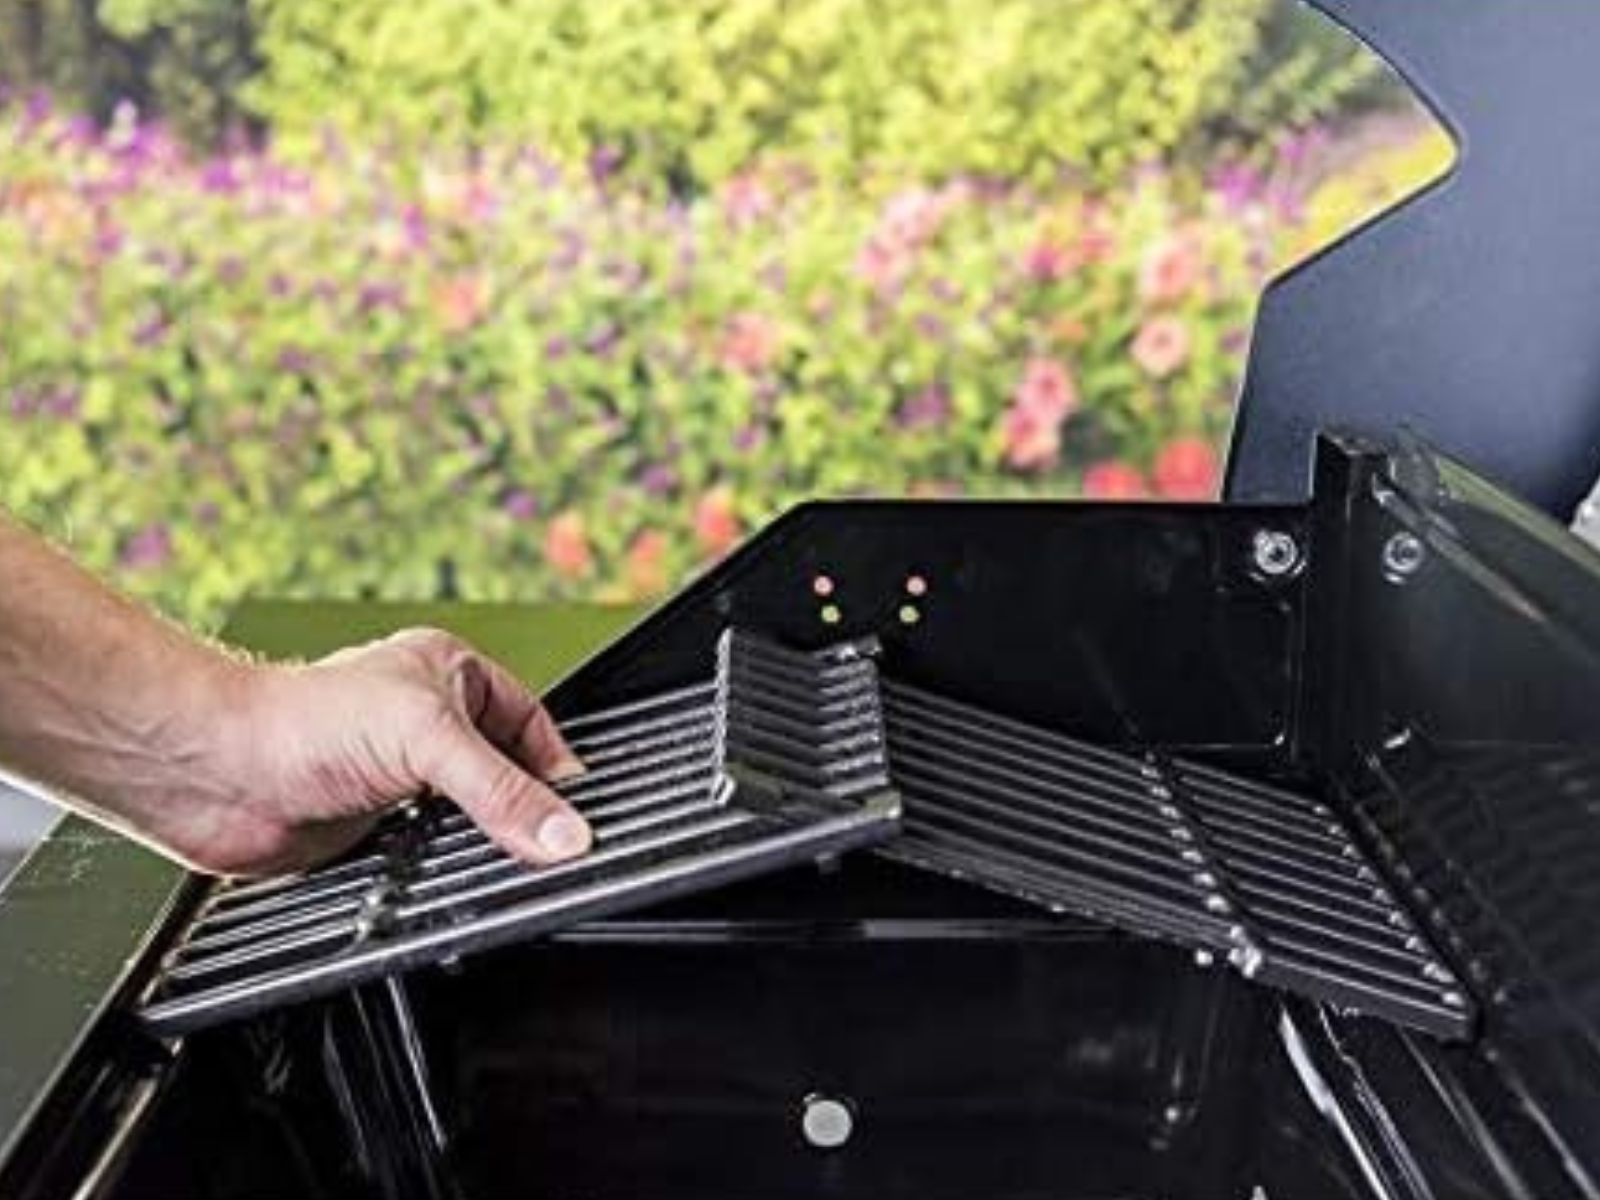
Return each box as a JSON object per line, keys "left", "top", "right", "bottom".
{"left": 639, "top": 463, "right": 678, "bottom": 496}
{"left": 544, "top": 335, "right": 571, "bottom": 361}
{"left": 733, "top": 423, "right": 766, "bottom": 452}
{"left": 584, "top": 323, "right": 622, "bottom": 359}
{"left": 588, "top": 144, "right": 623, "bottom": 185}
{"left": 402, "top": 205, "right": 430, "bottom": 251}
{"left": 120, "top": 525, "right": 173, "bottom": 570}
{"left": 357, "top": 281, "right": 403, "bottom": 313}
{"left": 43, "top": 388, "right": 80, "bottom": 420}
{"left": 502, "top": 489, "right": 539, "bottom": 519}
{"left": 1210, "top": 161, "right": 1265, "bottom": 212}
{"left": 275, "top": 347, "right": 315, "bottom": 375}
{"left": 200, "top": 158, "right": 241, "bottom": 195}
{"left": 133, "top": 315, "right": 169, "bottom": 347}
{"left": 897, "top": 385, "right": 952, "bottom": 431}
{"left": 552, "top": 228, "right": 586, "bottom": 271}
{"left": 758, "top": 262, "right": 788, "bottom": 293}
{"left": 9, "top": 391, "right": 37, "bottom": 419}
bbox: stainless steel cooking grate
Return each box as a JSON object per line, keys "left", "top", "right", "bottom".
{"left": 877, "top": 680, "right": 1475, "bottom": 1040}
{"left": 140, "top": 628, "right": 1475, "bottom": 1042}
{"left": 137, "top": 630, "right": 901, "bottom": 1036}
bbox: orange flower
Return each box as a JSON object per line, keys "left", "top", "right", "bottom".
{"left": 431, "top": 274, "right": 489, "bottom": 333}
{"left": 624, "top": 529, "right": 670, "bottom": 596}
{"left": 543, "top": 511, "right": 593, "bottom": 578}
{"left": 1050, "top": 313, "right": 1090, "bottom": 345}
{"left": 1131, "top": 316, "right": 1192, "bottom": 378}
{"left": 694, "top": 486, "right": 742, "bottom": 556}
{"left": 1082, "top": 460, "right": 1149, "bottom": 499}
{"left": 717, "top": 311, "right": 782, "bottom": 374}
{"left": 1153, "top": 437, "right": 1221, "bottom": 501}
{"left": 1138, "top": 231, "right": 1203, "bottom": 305}
{"left": 1000, "top": 403, "right": 1062, "bottom": 472}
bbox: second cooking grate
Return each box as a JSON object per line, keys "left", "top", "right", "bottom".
{"left": 878, "top": 679, "right": 1475, "bottom": 1040}
{"left": 137, "top": 630, "right": 901, "bottom": 1036}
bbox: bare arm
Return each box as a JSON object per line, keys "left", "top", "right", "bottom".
{"left": 0, "top": 515, "right": 591, "bottom": 876}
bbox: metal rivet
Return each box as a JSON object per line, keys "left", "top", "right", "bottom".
{"left": 1251, "top": 529, "right": 1302, "bottom": 578}
{"left": 1382, "top": 532, "right": 1425, "bottom": 582}
{"left": 801, "top": 1094, "right": 855, "bottom": 1150}
{"left": 1193, "top": 949, "right": 1215, "bottom": 968}
{"left": 1204, "top": 895, "right": 1232, "bottom": 914}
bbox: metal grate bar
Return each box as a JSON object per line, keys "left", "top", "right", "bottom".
{"left": 138, "top": 630, "right": 901, "bottom": 1036}
{"left": 876, "top": 680, "right": 1474, "bottom": 1040}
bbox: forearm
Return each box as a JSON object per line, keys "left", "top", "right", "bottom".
{"left": 0, "top": 515, "right": 249, "bottom": 857}
{"left": 0, "top": 514, "right": 589, "bottom": 877}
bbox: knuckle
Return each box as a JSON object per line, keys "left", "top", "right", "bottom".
{"left": 387, "top": 625, "right": 464, "bottom": 661}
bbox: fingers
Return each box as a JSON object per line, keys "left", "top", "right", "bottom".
{"left": 417, "top": 711, "right": 593, "bottom": 864}
{"left": 460, "top": 654, "right": 585, "bottom": 781}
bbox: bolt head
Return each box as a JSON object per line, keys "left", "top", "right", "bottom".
{"left": 1252, "top": 529, "right": 1303, "bottom": 578}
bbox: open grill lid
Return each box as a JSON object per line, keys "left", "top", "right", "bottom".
{"left": 1231, "top": 0, "right": 1600, "bottom": 518}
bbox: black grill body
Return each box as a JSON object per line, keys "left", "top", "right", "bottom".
{"left": 5, "top": 434, "right": 1599, "bottom": 1200}
{"left": 8, "top": 1, "right": 1600, "bottom": 1197}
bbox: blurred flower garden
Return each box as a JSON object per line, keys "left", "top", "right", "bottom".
{"left": 0, "top": 0, "right": 1452, "bottom": 627}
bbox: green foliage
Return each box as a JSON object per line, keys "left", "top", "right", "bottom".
{"left": 245, "top": 0, "right": 1381, "bottom": 188}
{"left": 0, "top": 105, "right": 1317, "bottom": 628}
{"left": 0, "top": 0, "right": 254, "bottom": 145}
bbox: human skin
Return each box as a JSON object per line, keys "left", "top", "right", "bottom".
{"left": 0, "top": 514, "right": 592, "bottom": 877}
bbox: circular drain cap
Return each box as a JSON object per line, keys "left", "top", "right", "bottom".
{"left": 800, "top": 1094, "right": 855, "bottom": 1149}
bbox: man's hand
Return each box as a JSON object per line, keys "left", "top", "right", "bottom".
{"left": 200, "top": 628, "right": 592, "bottom": 876}
{"left": 0, "top": 514, "right": 592, "bottom": 878}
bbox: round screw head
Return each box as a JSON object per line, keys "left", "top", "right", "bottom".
{"left": 1382, "top": 532, "right": 1426, "bottom": 582}
{"left": 1251, "top": 529, "right": 1302, "bottom": 578}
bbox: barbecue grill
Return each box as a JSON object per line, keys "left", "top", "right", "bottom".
{"left": 6, "top": 2, "right": 1600, "bottom": 1198}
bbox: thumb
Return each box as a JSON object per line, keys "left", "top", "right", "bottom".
{"left": 417, "top": 711, "right": 593, "bottom": 865}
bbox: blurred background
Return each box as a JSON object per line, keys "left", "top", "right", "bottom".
{"left": 0, "top": 0, "right": 1449, "bottom": 872}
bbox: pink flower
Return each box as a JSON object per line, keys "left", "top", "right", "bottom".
{"left": 694, "top": 486, "right": 742, "bottom": 557}
{"left": 1000, "top": 403, "right": 1063, "bottom": 472}
{"left": 1131, "top": 316, "right": 1192, "bottom": 378}
{"left": 1022, "top": 238, "right": 1073, "bottom": 283}
{"left": 1138, "top": 232, "right": 1204, "bottom": 304}
{"left": 1153, "top": 437, "right": 1220, "bottom": 501}
{"left": 1083, "top": 460, "right": 1149, "bottom": 499}
{"left": 624, "top": 529, "right": 671, "bottom": 596}
{"left": 721, "top": 171, "right": 774, "bottom": 228}
{"left": 717, "top": 312, "right": 782, "bottom": 374}
{"left": 879, "top": 187, "right": 949, "bottom": 247}
{"left": 544, "top": 511, "right": 593, "bottom": 578}
{"left": 855, "top": 237, "right": 908, "bottom": 293}
{"left": 1014, "top": 357, "right": 1079, "bottom": 422}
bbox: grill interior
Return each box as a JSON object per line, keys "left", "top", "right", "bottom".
{"left": 141, "top": 627, "right": 1472, "bottom": 1042}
